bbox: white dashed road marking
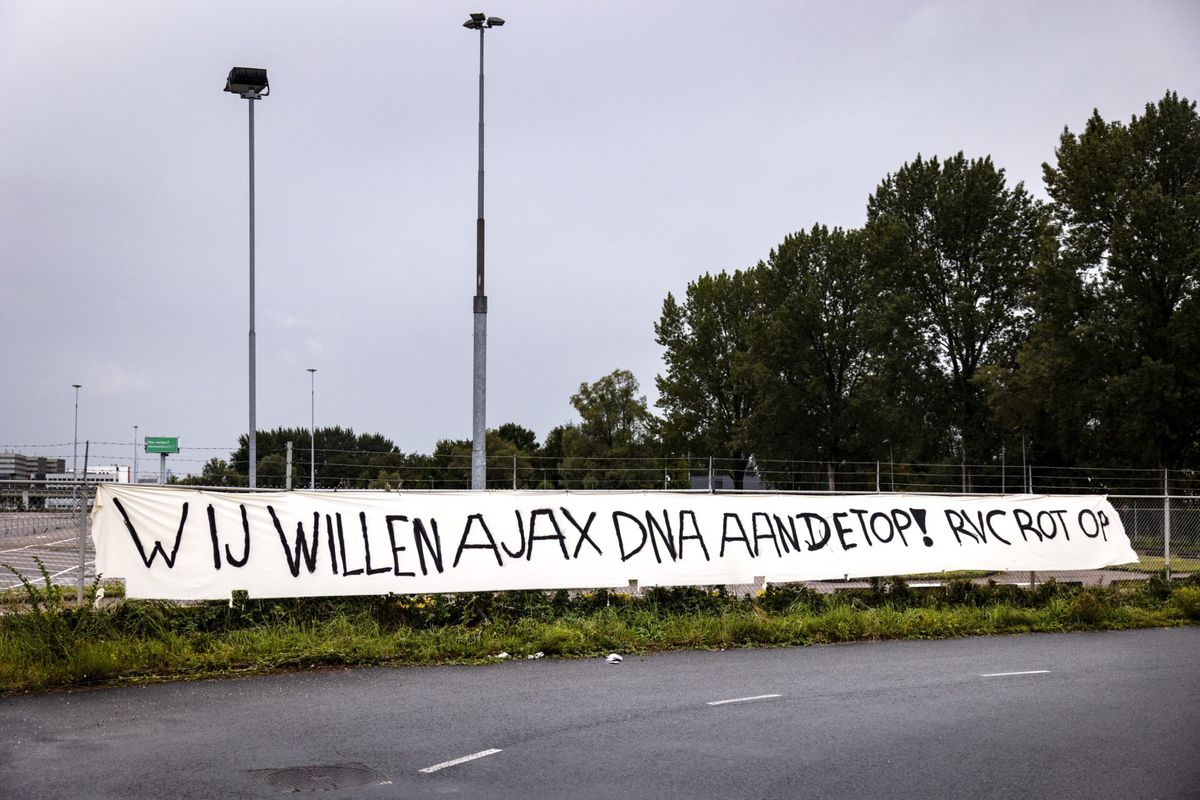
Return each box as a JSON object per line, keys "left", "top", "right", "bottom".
{"left": 0, "top": 536, "right": 77, "bottom": 553}
{"left": 706, "top": 694, "right": 782, "bottom": 706}
{"left": 979, "top": 670, "right": 1051, "bottom": 677}
{"left": 419, "top": 748, "right": 502, "bottom": 774}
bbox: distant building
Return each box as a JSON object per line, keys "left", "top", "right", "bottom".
{"left": 689, "top": 473, "right": 764, "bottom": 491}
{"left": 44, "top": 464, "right": 131, "bottom": 484}
{"left": 0, "top": 452, "right": 66, "bottom": 480}
{"left": 42, "top": 464, "right": 130, "bottom": 508}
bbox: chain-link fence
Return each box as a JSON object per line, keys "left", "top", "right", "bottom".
{"left": 2, "top": 477, "right": 1196, "bottom": 600}
{"left": 0, "top": 480, "right": 94, "bottom": 598}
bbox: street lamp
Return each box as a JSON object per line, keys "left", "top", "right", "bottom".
{"left": 133, "top": 424, "right": 138, "bottom": 484}
{"left": 72, "top": 384, "right": 82, "bottom": 491}
{"left": 307, "top": 368, "right": 317, "bottom": 490}
{"left": 224, "top": 66, "right": 269, "bottom": 489}
{"left": 463, "top": 12, "right": 505, "bottom": 491}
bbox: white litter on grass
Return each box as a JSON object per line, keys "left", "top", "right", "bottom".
{"left": 605, "top": 653, "right": 623, "bottom": 664}
{"left": 527, "top": 651, "right": 545, "bottom": 660}
{"left": 493, "top": 652, "right": 510, "bottom": 660}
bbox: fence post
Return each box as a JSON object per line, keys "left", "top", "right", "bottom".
{"left": 708, "top": 456, "right": 714, "bottom": 493}
{"left": 1164, "top": 467, "right": 1171, "bottom": 581}
{"left": 875, "top": 461, "right": 880, "bottom": 493}
{"left": 77, "top": 440, "right": 90, "bottom": 604}
{"left": 285, "top": 441, "right": 293, "bottom": 490}
{"left": 513, "top": 453, "right": 517, "bottom": 490}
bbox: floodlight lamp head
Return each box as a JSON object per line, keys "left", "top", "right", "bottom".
{"left": 224, "top": 67, "right": 269, "bottom": 98}
{"left": 486, "top": 16, "right": 505, "bottom": 26}
{"left": 470, "top": 12, "right": 486, "bottom": 22}
{"left": 463, "top": 19, "right": 482, "bottom": 29}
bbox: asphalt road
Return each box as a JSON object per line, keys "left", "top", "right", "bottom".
{"left": 2, "top": 628, "right": 1197, "bottom": 799}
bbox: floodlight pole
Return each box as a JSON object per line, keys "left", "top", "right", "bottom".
{"left": 226, "top": 68, "right": 267, "bottom": 489}
{"left": 465, "top": 13, "right": 504, "bottom": 491}
{"left": 247, "top": 95, "right": 258, "bottom": 489}
{"left": 471, "top": 21, "right": 488, "bottom": 491}
{"left": 133, "top": 424, "right": 138, "bottom": 483}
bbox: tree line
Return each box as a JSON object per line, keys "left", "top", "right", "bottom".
{"left": 657, "top": 91, "right": 1199, "bottom": 487}
{"left": 187, "top": 92, "right": 1199, "bottom": 490}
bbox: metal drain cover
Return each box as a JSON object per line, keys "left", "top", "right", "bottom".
{"left": 251, "top": 762, "right": 391, "bottom": 792}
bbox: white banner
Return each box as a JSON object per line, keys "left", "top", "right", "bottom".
{"left": 91, "top": 485, "right": 1138, "bottom": 600}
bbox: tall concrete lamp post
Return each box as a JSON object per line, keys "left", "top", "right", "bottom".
{"left": 71, "top": 383, "right": 84, "bottom": 602}
{"left": 224, "top": 66, "right": 269, "bottom": 489}
{"left": 72, "top": 384, "right": 82, "bottom": 492}
{"left": 463, "top": 12, "right": 504, "bottom": 491}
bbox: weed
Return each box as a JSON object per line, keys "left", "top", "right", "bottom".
{"left": 760, "top": 583, "right": 824, "bottom": 613}
{"left": 1142, "top": 570, "right": 1172, "bottom": 602}
{"left": 1170, "top": 587, "right": 1200, "bottom": 621}
{"left": 1065, "top": 590, "right": 1113, "bottom": 626}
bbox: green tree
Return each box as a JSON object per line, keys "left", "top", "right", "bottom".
{"left": 977, "top": 244, "right": 1100, "bottom": 470}
{"left": 1041, "top": 91, "right": 1200, "bottom": 468}
{"left": 495, "top": 423, "right": 538, "bottom": 453}
{"left": 432, "top": 431, "right": 536, "bottom": 489}
{"left": 655, "top": 269, "right": 759, "bottom": 487}
{"left": 866, "top": 152, "right": 1051, "bottom": 479}
{"left": 229, "top": 426, "right": 408, "bottom": 488}
{"left": 741, "top": 225, "right": 886, "bottom": 488}
{"left": 529, "top": 424, "right": 569, "bottom": 488}
{"left": 257, "top": 452, "right": 287, "bottom": 488}
{"left": 557, "top": 369, "right": 664, "bottom": 488}
{"left": 177, "top": 457, "right": 244, "bottom": 487}
{"left": 570, "top": 369, "right": 655, "bottom": 449}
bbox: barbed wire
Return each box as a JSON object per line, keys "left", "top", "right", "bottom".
{"left": 1, "top": 441, "right": 1192, "bottom": 493}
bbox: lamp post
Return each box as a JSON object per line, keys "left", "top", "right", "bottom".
{"left": 72, "top": 384, "right": 82, "bottom": 500}
{"left": 463, "top": 12, "right": 505, "bottom": 491}
{"left": 224, "top": 66, "right": 269, "bottom": 489}
{"left": 307, "top": 368, "right": 317, "bottom": 490}
{"left": 133, "top": 424, "right": 138, "bottom": 484}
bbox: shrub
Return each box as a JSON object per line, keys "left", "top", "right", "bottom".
{"left": 1066, "top": 590, "right": 1113, "bottom": 626}
{"left": 1142, "top": 570, "right": 1172, "bottom": 602}
{"left": 643, "top": 585, "right": 731, "bottom": 614}
{"left": 941, "top": 578, "right": 985, "bottom": 606}
{"left": 1170, "top": 587, "right": 1200, "bottom": 621}
{"left": 759, "top": 583, "right": 824, "bottom": 613}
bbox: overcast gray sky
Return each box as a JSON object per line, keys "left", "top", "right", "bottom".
{"left": 3, "top": 0, "right": 1197, "bottom": 474}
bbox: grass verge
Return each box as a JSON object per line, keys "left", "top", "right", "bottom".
{"left": 2, "top": 576, "right": 1198, "bottom": 695}
{"left": 1112, "top": 555, "right": 1200, "bottom": 574}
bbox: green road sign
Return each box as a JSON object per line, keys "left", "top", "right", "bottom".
{"left": 145, "top": 436, "right": 179, "bottom": 454}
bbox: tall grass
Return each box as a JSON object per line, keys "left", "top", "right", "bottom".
{"left": 2, "top": 577, "right": 1197, "bottom": 695}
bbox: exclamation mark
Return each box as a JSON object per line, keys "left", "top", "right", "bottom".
{"left": 912, "top": 508, "right": 933, "bottom": 547}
